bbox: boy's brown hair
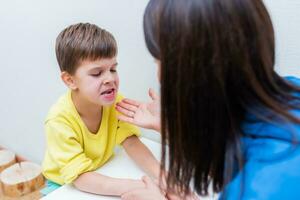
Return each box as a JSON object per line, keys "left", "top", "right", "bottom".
{"left": 55, "top": 23, "right": 117, "bottom": 74}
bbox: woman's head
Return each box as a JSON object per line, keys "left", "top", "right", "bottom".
{"left": 144, "top": 0, "right": 276, "bottom": 91}
{"left": 144, "top": 0, "right": 300, "bottom": 196}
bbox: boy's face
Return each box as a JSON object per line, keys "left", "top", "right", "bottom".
{"left": 70, "top": 57, "right": 119, "bottom": 106}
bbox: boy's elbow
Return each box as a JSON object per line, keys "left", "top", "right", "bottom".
{"left": 122, "top": 135, "right": 139, "bottom": 149}
{"left": 73, "top": 172, "right": 94, "bottom": 192}
{"left": 73, "top": 175, "right": 85, "bottom": 190}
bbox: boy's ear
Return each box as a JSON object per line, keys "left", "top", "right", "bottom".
{"left": 61, "top": 71, "right": 77, "bottom": 90}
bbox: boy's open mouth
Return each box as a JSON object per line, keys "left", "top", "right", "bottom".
{"left": 100, "top": 88, "right": 115, "bottom": 95}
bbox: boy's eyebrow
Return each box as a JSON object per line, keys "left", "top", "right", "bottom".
{"left": 90, "top": 62, "right": 118, "bottom": 71}
{"left": 99, "top": 62, "right": 118, "bottom": 68}
{"left": 111, "top": 62, "right": 118, "bottom": 67}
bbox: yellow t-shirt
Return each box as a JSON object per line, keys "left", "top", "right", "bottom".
{"left": 42, "top": 91, "right": 140, "bottom": 185}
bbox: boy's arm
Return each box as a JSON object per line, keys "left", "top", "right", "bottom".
{"left": 73, "top": 171, "right": 145, "bottom": 196}
{"left": 122, "top": 135, "right": 161, "bottom": 179}
{"left": 44, "top": 119, "right": 145, "bottom": 196}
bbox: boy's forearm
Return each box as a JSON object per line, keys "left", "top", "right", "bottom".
{"left": 73, "top": 171, "right": 144, "bottom": 196}
{"left": 123, "top": 136, "right": 161, "bottom": 179}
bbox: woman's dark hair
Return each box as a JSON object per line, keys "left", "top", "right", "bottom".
{"left": 144, "top": 0, "right": 300, "bottom": 197}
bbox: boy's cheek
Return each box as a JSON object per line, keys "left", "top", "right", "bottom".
{"left": 115, "top": 78, "right": 120, "bottom": 88}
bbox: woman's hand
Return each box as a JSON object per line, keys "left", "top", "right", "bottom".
{"left": 116, "top": 88, "right": 161, "bottom": 132}
{"left": 121, "top": 176, "right": 166, "bottom": 200}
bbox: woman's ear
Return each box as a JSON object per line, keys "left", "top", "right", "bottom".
{"left": 61, "top": 71, "right": 77, "bottom": 90}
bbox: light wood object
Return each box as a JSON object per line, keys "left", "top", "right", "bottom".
{"left": 0, "top": 162, "right": 44, "bottom": 198}
{"left": 1, "top": 190, "right": 41, "bottom": 200}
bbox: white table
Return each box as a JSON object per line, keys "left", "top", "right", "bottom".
{"left": 41, "top": 137, "right": 217, "bottom": 200}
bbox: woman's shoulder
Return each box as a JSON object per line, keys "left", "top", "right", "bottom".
{"left": 283, "top": 76, "right": 300, "bottom": 84}
{"left": 242, "top": 76, "right": 300, "bottom": 138}
{"left": 284, "top": 75, "right": 300, "bottom": 86}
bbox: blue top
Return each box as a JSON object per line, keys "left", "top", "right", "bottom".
{"left": 222, "top": 76, "right": 300, "bottom": 199}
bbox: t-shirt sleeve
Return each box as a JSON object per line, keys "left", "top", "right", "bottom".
{"left": 45, "top": 119, "right": 95, "bottom": 184}
{"left": 115, "top": 119, "right": 141, "bottom": 145}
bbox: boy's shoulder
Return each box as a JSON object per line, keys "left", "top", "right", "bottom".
{"left": 45, "top": 91, "right": 76, "bottom": 123}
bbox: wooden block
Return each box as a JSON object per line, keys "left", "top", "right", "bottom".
{"left": 0, "top": 162, "right": 45, "bottom": 198}
{"left": 1, "top": 190, "right": 41, "bottom": 200}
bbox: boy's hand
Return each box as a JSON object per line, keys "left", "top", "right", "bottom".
{"left": 154, "top": 172, "right": 200, "bottom": 200}
{"left": 121, "top": 176, "right": 166, "bottom": 200}
{"left": 116, "top": 88, "right": 161, "bottom": 132}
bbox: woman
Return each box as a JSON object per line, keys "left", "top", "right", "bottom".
{"left": 116, "top": 0, "right": 300, "bottom": 199}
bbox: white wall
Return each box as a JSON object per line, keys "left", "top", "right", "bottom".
{"left": 0, "top": 0, "right": 299, "bottom": 163}
{"left": 0, "top": 0, "right": 159, "bottom": 163}
{"left": 264, "top": 0, "right": 300, "bottom": 77}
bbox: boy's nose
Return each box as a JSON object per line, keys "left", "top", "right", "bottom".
{"left": 103, "top": 73, "right": 114, "bottom": 84}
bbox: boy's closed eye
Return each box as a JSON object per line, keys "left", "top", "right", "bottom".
{"left": 90, "top": 69, "right": 117, "bottom": 77}
{"left": 90, "top": 71, "right": 102, "bottom": 77}
{"left": 110, "top": 68, "right": 117, "bottom": 73}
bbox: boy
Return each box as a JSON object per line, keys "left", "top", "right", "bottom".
{"left": 42, "top": 23, "right": 161, "bottom": 196}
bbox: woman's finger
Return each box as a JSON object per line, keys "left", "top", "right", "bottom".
{"left": 117, "top": 114, "right": 135, "bottom": 124}
{"left": 122, "top": 98, "right": 141, "bottom": 107}
{"left": 116, "top": 101, "right": 138, "bottom": 112}
{"left": 149, "top": 88, "right": 159, "bottom": 101}
{"left": 116, "top": 105, "right": 135, "bottom": 117}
